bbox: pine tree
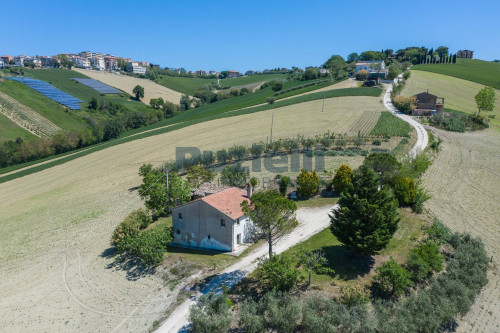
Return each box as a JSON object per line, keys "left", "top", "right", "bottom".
{"left": 329, "top": 165, "right": 399, "bottom": 255}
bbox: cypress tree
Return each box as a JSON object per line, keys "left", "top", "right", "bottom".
{"left": 453, "top": 54, "right": 457, "bottom": 63}
{"left": 329, "top": 165, "right": 399, "bottom": 256}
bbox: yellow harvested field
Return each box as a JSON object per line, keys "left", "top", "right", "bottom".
{"left": 0, "top": 96, "right": 382, "bottom": 332}
{"left": 403, "top": 70, "right": 500, "bottom": 128}
{"left": 423, "top": 128, "right": 500, "bottom": 332}
{"left": 74, "top": 68, "right": 183, "bottom": 104}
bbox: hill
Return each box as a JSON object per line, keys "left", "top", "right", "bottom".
{"left": 411, "top": 58, "right": 500, "bottom": 90}
{"left": 73, "top": 68, "right": 183, "bottom": 104}
{"left": 402, "top": 70, "right": 500, "bottom": 128}
{"left": 155, "top": 73, "right": 289, "bottom": 96}
{"left": 0, "top": 94, "right": 387, "bottom": 332}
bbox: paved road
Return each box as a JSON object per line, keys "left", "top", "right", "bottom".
{"left": 156, "top": 205, "right": 336, "bottom": 333}
{"left": 382, "top": 76, "right": 428, "bottom": 158}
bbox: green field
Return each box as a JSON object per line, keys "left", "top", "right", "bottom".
{"left": 370, "top": 111, "right": 413, "bottom": 137}
{"left": 155, "top": 75, "right": 214, "bottom": 95}
{"left": 0, "top": 80, "right": 88, "bottom": 132}
{"left": 219, "top": 73, "right": 288, "bottom": 87}
{"left": 156, "top": 73, "right": 290, "bottom": 95}
{"left": 0, "top": 112, "right": 37, "bottom": 142}
{"left": 412, "top": 58, "right": 500, "bottom": 90}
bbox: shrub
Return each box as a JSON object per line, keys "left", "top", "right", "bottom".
{"left": 278, "top": 175, "right": 291, "bottom": 196}
{"left": 356, "top": 70, "right": 369, "bottom": 80}
{"left": 339, "top": 285, "right": 370, "bottom": 307}
{"left": 372, "top": 140, "right": 381, "bottom": 146}
{"left": 411, "top": 182, "right": 431, "bottom": 214}
{"left": 302, "top": 295, "right": 375, "bottom": 333}
{"left": 402, "top": 70, "right": 411, "bottom": 80}
{"left": 332, "top": 164, "right": 353, "bottom": 194}
{"left": 272, "top": 81, "right": 284, "bottom": 92}
{"left": 250, "top": 177, "right": 258, "bottom": 187}
{"left": 249, "top": 143, "right": 264, "bottom": 157}
{"left": 267, "top": 97, "right": 276, "bottom": 104}
{"left": 186, "top": 165, "right": 215, "bottom": 188}
{"left": 221, "top": 163, "right": 249, "bottom": 188}
{"left": 426, "top": 218, "right": 451, "bottom": 243}
{"left": 111, "top": 208, "right": 152, "bottom": 247}
{"left": 373, "top": 258, "right": 412, "bottom": 298}
{"left": 216, "top": 148, "right": 228, "bottom": 164}
{"left": 118, "top": 226, "right": 173, "bottom": 265}
{"left": 240, "top": 292, "right": 301, "bottom": 333}
{"left": 406, "top": 241, "right": 444, "bottom": 282}
{"left": 392, "top": 96, "right": 417, "bottom": 114}
{"left": 189, "top": 292, "right": 232, "bottom": 333}
{"left": 296, "top": 169, "right": 320, "bottom": 197}
{"left": 256, "top": 254, "right": 300, "bottom": 291}
{"left": 391, "top": 176, "right": 416, "bottom": 206}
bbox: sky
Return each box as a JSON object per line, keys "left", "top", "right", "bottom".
{"left": 1, "top": 0, "right": 499, "bottom": 71}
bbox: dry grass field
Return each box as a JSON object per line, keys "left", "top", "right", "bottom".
{"left": 73, "top": 68, "right": 183, "bottom": 104}
{"left": 423, "top": 128, "right": 500, "bottom": 332}
{"left": 403, "top": 70, "right": 500, "bottom": 128}
{"left": 0, "top": 96, "right": 383, "bottom": 332}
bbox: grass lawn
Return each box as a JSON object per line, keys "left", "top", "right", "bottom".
{"left": 402, "top": 70, "right": 500, "bottom": 128}
{"left": 0, "top": 112, "right": 37, "bottom": 142}
{"left": 296, "top": 197, "right": 339, "bottom": 208}
{"left": 411, "top": 58, "right": 500, "bottom": 90}
{"left": 0, "top": 80, "right": 88, "bottom": 132}
{"left": 219, "top": 73, "right": 288, "bottom": 87}
{"left": 156, "top": 75, "right": 215, "bottom": 95}
{"left": 280, "top": 208, "right": 428, "bottom": 291}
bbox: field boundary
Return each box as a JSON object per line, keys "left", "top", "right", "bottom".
{"left": 0, "top": 87, "right": 382, "bottom": 183}
{"left": 0, "top": 90, "right": 62, "bottom": 137}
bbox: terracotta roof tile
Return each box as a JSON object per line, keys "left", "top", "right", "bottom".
{"left": 201, "top": 187, "right": 249, "bottom": 220}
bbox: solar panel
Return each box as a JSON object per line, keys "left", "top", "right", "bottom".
{"left": 7, "top": 77, "right": 82, "bottom": 110}
{"left": 72, "top": 78, "right": 121, "bottom": 94}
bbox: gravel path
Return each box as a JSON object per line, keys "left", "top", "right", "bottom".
{"left": 156, "top": 205, "right": 336, "bottom": 333}
{"left": 382, "top": 76, "right": 428, "bottom": 158}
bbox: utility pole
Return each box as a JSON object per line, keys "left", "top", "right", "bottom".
{"left": 270, "top": 112, "right": 274, "bottom": 143}
{"left": 165, "top": 167, "right": 169, "bottom": 215}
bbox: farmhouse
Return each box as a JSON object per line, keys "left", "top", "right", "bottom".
{"left": 172, "top": 186, "right": 254, "bottom": 252}
{"left": 355, "top": 60, "right": 388, "bottom": 78}
{"left": 412, "top": 90, "right": 444, "bottom": 116}
{"left": 457, "top": 50, "right": 474, "bottom": 59}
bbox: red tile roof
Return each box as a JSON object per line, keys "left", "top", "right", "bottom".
{"left": 201, "top": 187, "right": 249, "bottom": 220}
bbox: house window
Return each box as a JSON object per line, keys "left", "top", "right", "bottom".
{"left": 237, "top": 218, "right": 240, "bottom": 226}
{"left": 178, "top": 212, "right": 183, "bottom": 219}
{"left": 208, "top": 235, "right": 211, "bottom": 240}
{"left": 221, "top": 219, "right": 226, "bottom": 227}
{"left": 176, "top": 229, "right": 180, "bottom": 235}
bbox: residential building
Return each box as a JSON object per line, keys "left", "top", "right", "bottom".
{"left": 172, "top": 186, "right": 255, "bottom": 252}
{"left": 227, "top": 70, "right": 240, "bottom": 78}
{"left": 14, "top": 55, "right": 28, "bottom": 67}
{"left": 127, "top": 61, "right": 146, "bottom": 74}
{"left": 355, "top": 60, "right": 388, "bottom": 78}
{"left": 1, "top": 55, "right": 13, "bottom": 63}
{"left": 104, "top": 57, "right": 118, "bottom": 70}
{"left": 355, "top": 60, "right": 385, "bottom": 72}
{"left": 72, "top": 57, "right": 91, "bottom": 68}
{"left": 92, "top": 57, "right": 105, "bottom": 70}
{"left": 245, "top": 70, "right": 255, "bottom": 76}
{"left": 79, "top": 51, "right": 93, "bottom": 58}
{"left": 40, "top": 56, "right": 57, "bottom": 67}
{"left": 0, "top": 59, "right": 4, "bottom": 68}
{"left": 195, "top": 70, "right": 206, "bottom": 76}
{"left": 457, "top": 50, "right": 474, "bottom": 59}
{"left": 319, "top": 68, "right": 329, "bottom": 75}
{"left": 209, "top": 70, "right": 217, "bottom": 75}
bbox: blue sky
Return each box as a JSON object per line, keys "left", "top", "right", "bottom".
{"left": 1, "top": 0, "right": 499, "bottom": 71}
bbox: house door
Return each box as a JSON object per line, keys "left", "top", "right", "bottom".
{"left": 237, "top": 233, "right": 241, "bottom": 245}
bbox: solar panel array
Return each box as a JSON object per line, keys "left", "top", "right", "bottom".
{"left": 7, "top": 77, "right": 82, "bottom": 110}
{"left": 72, "top": 78, "right": 121, "bottom": 94}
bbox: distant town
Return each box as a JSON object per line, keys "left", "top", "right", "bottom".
{"left": 0, "top": 51, "right": 297, "bottom": 79}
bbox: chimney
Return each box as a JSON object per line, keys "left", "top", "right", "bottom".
{"left": 246, "top": 183, "right": 253, "bottom": 198}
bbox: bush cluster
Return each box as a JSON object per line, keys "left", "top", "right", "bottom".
{"left": 392, "top": 95, "right": 417, "bottom": 114}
